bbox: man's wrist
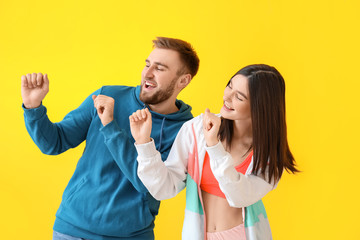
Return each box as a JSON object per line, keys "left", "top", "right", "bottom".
{"left": 23, "top": 102, "right": 41, "bottom": 109}
{"left": 101, "top": 116, "right": 114, "bottom": 126}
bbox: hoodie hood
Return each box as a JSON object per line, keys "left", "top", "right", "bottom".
{"left": 134, "top": 85, "right": 193, "bottom": 154}
{"left": 134, "top": 85, "right": 193, "bottom": 122}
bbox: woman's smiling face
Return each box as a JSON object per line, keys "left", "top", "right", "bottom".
{"left": 220, "top": 74, "right": 251, "bottom": 122}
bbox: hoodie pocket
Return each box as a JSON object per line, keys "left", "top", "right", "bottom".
{"left": 64, "top": 177, "right": 87, "bottom": 204}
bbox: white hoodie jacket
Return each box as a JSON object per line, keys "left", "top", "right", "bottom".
{"left": 135, "top": 114, "right": 277, "bottom": 240}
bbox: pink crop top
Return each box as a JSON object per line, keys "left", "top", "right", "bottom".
{"left": 200, "top": 151, "right": 253, "bottom": 198}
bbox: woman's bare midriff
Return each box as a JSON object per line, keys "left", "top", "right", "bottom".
{"left": 202, "top": 190, "right": 243, "bottom": 233}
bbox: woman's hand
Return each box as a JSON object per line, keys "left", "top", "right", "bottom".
{"left": 129, "top": 108, "right": 152, "bottom": 144}
{"left": 203, "top": 108, "right": 221, "bottom": 147}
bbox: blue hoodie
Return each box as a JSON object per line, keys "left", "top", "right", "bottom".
{"left": 23, "top": 85, "right": 193, "bottom": 240}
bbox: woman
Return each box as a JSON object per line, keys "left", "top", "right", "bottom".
{"left": 129, "top": 64, "right": 298, "bottom": 240}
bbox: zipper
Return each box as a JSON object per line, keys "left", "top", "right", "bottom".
{"left": 191, "top": 123, "right": 207, "bottom": 240}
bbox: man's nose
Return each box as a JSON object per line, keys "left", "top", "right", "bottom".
{"left": 144, "top": 66, "right": 155, "bottom": 79}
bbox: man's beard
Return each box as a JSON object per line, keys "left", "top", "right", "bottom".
{"left": 140, "top": 77, "right": 178, "bottom": 105}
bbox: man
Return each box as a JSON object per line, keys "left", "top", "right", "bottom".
{"left": 21, "top": 37, "right": 199, "bottom": 240}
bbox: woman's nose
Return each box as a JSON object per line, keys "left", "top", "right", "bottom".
{"left": 223, "top": 90, "right": 232, "bottom": 102}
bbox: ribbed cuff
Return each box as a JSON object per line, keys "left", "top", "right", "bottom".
{"left": 205, "top": 141, "right": 228, "bottom": 160}
{"left": 99, "top": 119, "right": 121, "bottom": 140}
{"left": 134, "top": 139, "right": 158, "bottom": 158}
{"left": 22, "top": 103, "right": 47, "bottom": 120}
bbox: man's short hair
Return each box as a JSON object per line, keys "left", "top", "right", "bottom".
{"left": 153, "top": 37, "right": 200, "bottom": 78}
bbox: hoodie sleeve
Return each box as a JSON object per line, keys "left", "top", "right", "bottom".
{"left": 206, "top": 142, "right": 277, "bottom": 208}
{"left": 99, "top": 120, "right": 148, "bottom": 193}
{"left": 134, "top": 120, "right": 194, "bottom": 200}
{"left": 23, "top": 90, "right": 98, "bottom": 155}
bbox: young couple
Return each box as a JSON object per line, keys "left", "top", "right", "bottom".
{"left": 22, "top": 37, "right": 297, "bottom": 240}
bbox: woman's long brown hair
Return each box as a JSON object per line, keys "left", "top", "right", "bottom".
{"left": 218, "top": 64, "right": 299, "bottom": 184}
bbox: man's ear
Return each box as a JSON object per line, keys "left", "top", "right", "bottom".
{"left": 178, "top": 74, "right": 192, "bottom": 90}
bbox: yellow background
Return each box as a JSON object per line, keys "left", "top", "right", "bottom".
{"left": 1, "top": 0, "right": 359, "bottom": 239}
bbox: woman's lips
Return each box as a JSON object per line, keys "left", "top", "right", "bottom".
{"left": 223, "top": 102, "right": 234, "bottom": 111}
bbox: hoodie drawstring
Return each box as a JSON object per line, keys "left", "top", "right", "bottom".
{"left": 143, "top": 104, "right": 165, "bottom": 153}
{"left": 158, "top": 117, "right": 166, "bottom": 152}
